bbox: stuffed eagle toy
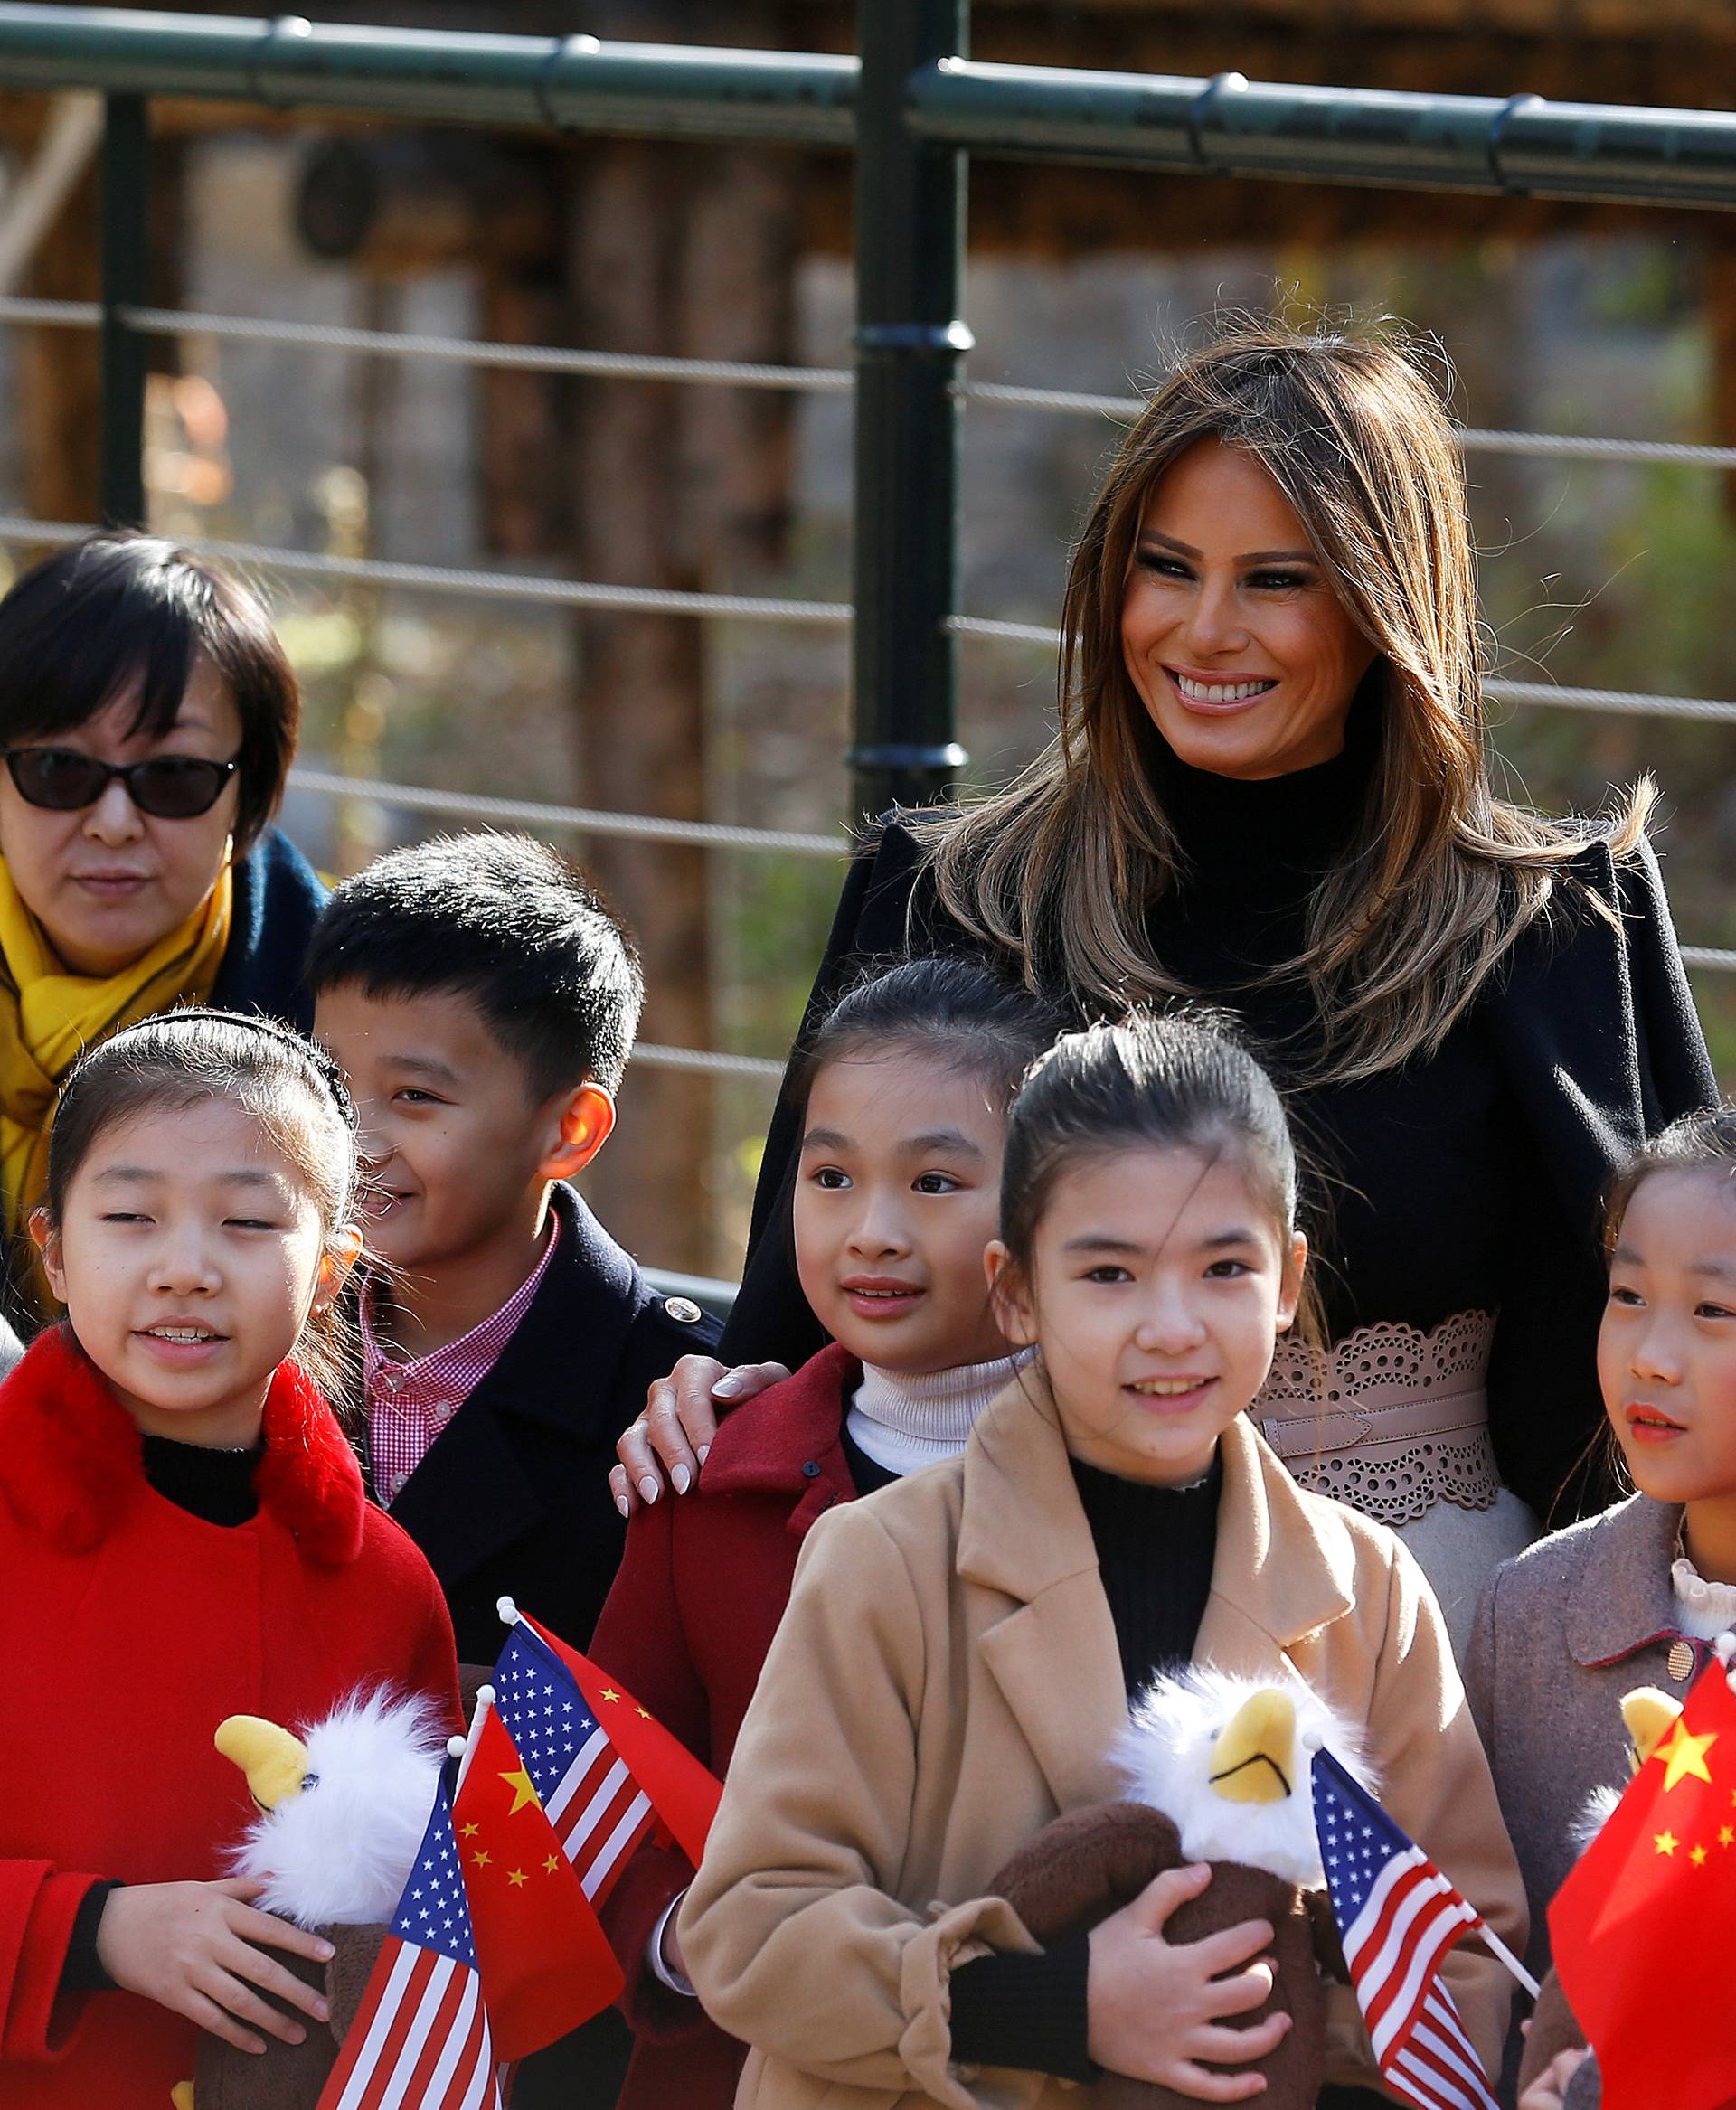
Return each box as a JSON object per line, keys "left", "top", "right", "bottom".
{"left": 989, "top": 1666, "right": 1372, "bottom": 2110}
{"left": 172, "top": 1689, "right": 447, "bottom": 2110}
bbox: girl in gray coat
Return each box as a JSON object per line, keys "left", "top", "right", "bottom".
{"left": 1469, "top": 1105, "right": 1736, "bottom": 2082}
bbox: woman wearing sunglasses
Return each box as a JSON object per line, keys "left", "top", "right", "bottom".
{"left": 0, "top": 532, "right": 322, "bottom": 1320}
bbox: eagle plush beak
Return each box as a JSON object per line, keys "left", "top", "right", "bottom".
{"left": 215, "top": 1714, "right": 316, "bottom": 1809}
{"left": 1619, "top": 1687, "right": 1683, "bottom": 1775}
{"left": 1207, "top": 1688, "right": 1297, "bottom": 1804}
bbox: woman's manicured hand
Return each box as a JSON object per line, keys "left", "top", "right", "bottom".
{"left": 96, "top": 1878, "right": 335, "bottom": 2055}
{"left": 1086, "top": 1862, "right": 1287, "bottom": 2099}
{"left": 610, "top": 1354, "right": 790, "bottom": 1514}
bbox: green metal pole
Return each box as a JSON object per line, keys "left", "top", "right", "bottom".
{"left": 99, "top": 91, "right": 148, "bottom": 529}
{"left": 849, "top": 0, "right": 970, "bottom": 821}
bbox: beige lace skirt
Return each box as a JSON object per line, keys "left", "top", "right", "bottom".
{"left": 1251, "top": 1308, "right": 1538, "bottom": 1659}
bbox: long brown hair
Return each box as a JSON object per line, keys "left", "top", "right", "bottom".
{"left": 921, "top": 318, "right": 1649, "bottom": 1083}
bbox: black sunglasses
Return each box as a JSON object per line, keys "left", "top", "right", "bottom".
{"left": 2, "top": 747, "right": 240, "bottom": 819}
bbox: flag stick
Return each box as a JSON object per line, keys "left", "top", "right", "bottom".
{"left": 451, "top": 1682, "right": 496, "bottom": 1796}
{"left": 1473, "top": 1923, "right": 1541, "bottom": 1999}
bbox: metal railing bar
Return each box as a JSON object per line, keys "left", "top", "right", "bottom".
{"left": 0, "top": 295, "right": 99, "bottom": 327}
{"left": 0, "top": 517, "right": 854, "bottom": 626}
{"left": 1, "top": 6, "right": 1735, "bottom": 211}
{"left": 634, "top": 1043, "right": 786, "bottom": 1080}
{"left": 118, "top": 306, "right": 857, "bottom": 391}
{"left": 288, "top": 766, "right": 845, "bottom": 857}
{"left": 0, "top": 522, "right": 1729, "bottom": 723}
{"left": 1483, "top": 679, "right": 1736, "bottom": 723}
{"left": 0, "top": 300, "right": 1730, "bottom": 470}
{"left": 946, "top": 617, "right": 1736, "bottom": 723}
{"left": 908, "top": 61, "right": 1736, "bottom": 211}
{"left": 1456, "top": 429, "right": 1736, "bottom": 468}
{"left": 0, "top": 9, "right": 858, "bottom": 146}
{"left": 0, "top": 521, "right": 1728, "bottom": 724}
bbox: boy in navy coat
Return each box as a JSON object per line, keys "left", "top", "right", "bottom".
{"left": 307, "top": 831, "right": 719, "bottom": 1668}
{"left": 307, "top": 833, "right": 719, "bottom": 2109}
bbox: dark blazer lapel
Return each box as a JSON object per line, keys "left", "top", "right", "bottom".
{"left": 960, "top": 1375, "right": 1129, "bottom": 1813}
{"left": 386, "top": 1184, "right": 637, "bottom": 1590}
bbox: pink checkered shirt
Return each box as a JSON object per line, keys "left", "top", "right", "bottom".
{"left": 362, "top": 1216, "right": 561, "bottom": 1505}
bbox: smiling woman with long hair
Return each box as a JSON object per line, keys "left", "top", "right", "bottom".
{"left": 657, "top": 317, "right": 1716, "bottom": 1655}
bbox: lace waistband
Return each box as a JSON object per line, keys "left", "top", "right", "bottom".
{"left": 1251, "top": 1309, "right": 1498, "bottom": 1527}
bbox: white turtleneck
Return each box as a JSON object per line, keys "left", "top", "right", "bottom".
{"left": 845, "top": 1349, "right": 1033, "bottom": 1479}
{"left": 1672, "top": 1553, "right": 1736, "bottom": 1644}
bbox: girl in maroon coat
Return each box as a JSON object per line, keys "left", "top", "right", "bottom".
{"left": 0, "top": 1009, "right": 459, "bottom": 2110}
{"left": 590, "top": 957, "right": 1061, "bottom": 2110}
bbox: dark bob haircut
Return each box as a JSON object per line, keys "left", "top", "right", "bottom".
{"left": 0, "top": 533, "right": 300, "bottom": 849}
{"left": 304, "top": 831, "right": 644, "bottom": 1101}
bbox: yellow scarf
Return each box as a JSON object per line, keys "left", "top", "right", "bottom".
{"left": 0, "top": 857, "right": 233, "bottom": 1253}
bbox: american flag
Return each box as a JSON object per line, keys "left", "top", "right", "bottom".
{"left": 492, "top": 1620, "right": 654, "bottom": 1904}
{"left": 316, "top": 1776, "right": 504, "bottom": 2110}
{"left": 1311, "top": 1748, "right": 1500, "bottom": 2110}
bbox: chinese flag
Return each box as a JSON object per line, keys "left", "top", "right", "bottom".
{"left": 451, "top": 1703, "right": 624, "bottom": 2060}
{"left": 1550, "top": 1660, "right": 1736, "bottom": 2110}
{"left": 524, "top": 1612, "right": 722, "bottom": 1868}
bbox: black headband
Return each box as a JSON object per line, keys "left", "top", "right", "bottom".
{"left": 123, "top": 1006, "right": 357, "bottom": 1131}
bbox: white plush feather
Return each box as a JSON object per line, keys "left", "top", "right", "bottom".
{"left": 1571, "top": 1783, "right": 1622, "bottom": 1857}
{"left": 226, "top": 1689, "right": 447, "bottom": 1927}
{"left": 1111, "top": 1664, "right": 1376, "bottom": 1888}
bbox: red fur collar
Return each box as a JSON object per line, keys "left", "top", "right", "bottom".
{"left": 0, "top": 1323, "right": 365, "bottom": 1563}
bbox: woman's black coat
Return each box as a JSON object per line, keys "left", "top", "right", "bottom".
{"left": 721, "top": 817, "right": 1716, "bottom": 1522}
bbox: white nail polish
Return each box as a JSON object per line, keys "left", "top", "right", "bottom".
{"left": 639, "top": 1476, "right": 660, "bottom": 1504}
{"left": 673, "top": 1464, "right": 691, "bottom": 1494}
{"left": 697, "top": 1444, "right": 711, "bottom": 1465}
{"left": 616, "top": 1495, "right": 630, "bottom": 1519}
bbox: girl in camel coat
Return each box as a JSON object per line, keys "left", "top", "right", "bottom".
{"left": 681, "top": 1014, "right": 1524, "bottom": 2110}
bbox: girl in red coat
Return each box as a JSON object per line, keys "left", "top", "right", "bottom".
{"left": 0, "top": 1008, "right": 459, "bottom": 2109}
{"left": 590, "top": 956, "right": 1061, "bottom": 2110}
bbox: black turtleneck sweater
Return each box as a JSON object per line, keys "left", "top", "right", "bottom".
{"left": 947, "top": 1455, "right": 1222, "bottom": 2081}
{"left": 1138, "top": 711, "right": 1536, "bottom": 1352}
{"left": 724, "top": 705, "right": 1663, "bottom": 1519}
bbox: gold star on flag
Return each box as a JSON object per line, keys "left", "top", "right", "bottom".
{"left": 637, "top": 1707, "right": 652, "bottom": 1719}
{"left": 543, "top": 1855, "right": 561, "bottom": 1874}
{"left": 1722, "top": 1827, "right": 1734, "bottom": 1848}
{"left": 1657, "top": 1721, "right": 1719, "bottom": 1792}
{"left": 459, "top": 1822, "right": 479, "bottom": 1839}
{"left": 499, "top": 1766, "right": 541, "bottom": 1815}
{"left": 1656, "top": 1830, "right": 1680, "bottom": 1857}
{"left": 508, "top": 1869, "right": 528, "bottom": 1888}
{"left": 472, "top": 1848, "right": 493, "bottom": 1868}
{"left": 600, "top": 1688, "right": 621, "bottom": 1704}
{"left": 1693, "top": 1844, "right": 1710, "bottom": 1867}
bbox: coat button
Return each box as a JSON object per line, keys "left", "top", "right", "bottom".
{"left": 663, "top": 1295, "right": 703, "bottom": 1324}
{"left": 801, "top": 1460, "right": 821, "bottom": 1479}
{"left": 1668, "top": 1638, "right": 1697, "bottom": 1683}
